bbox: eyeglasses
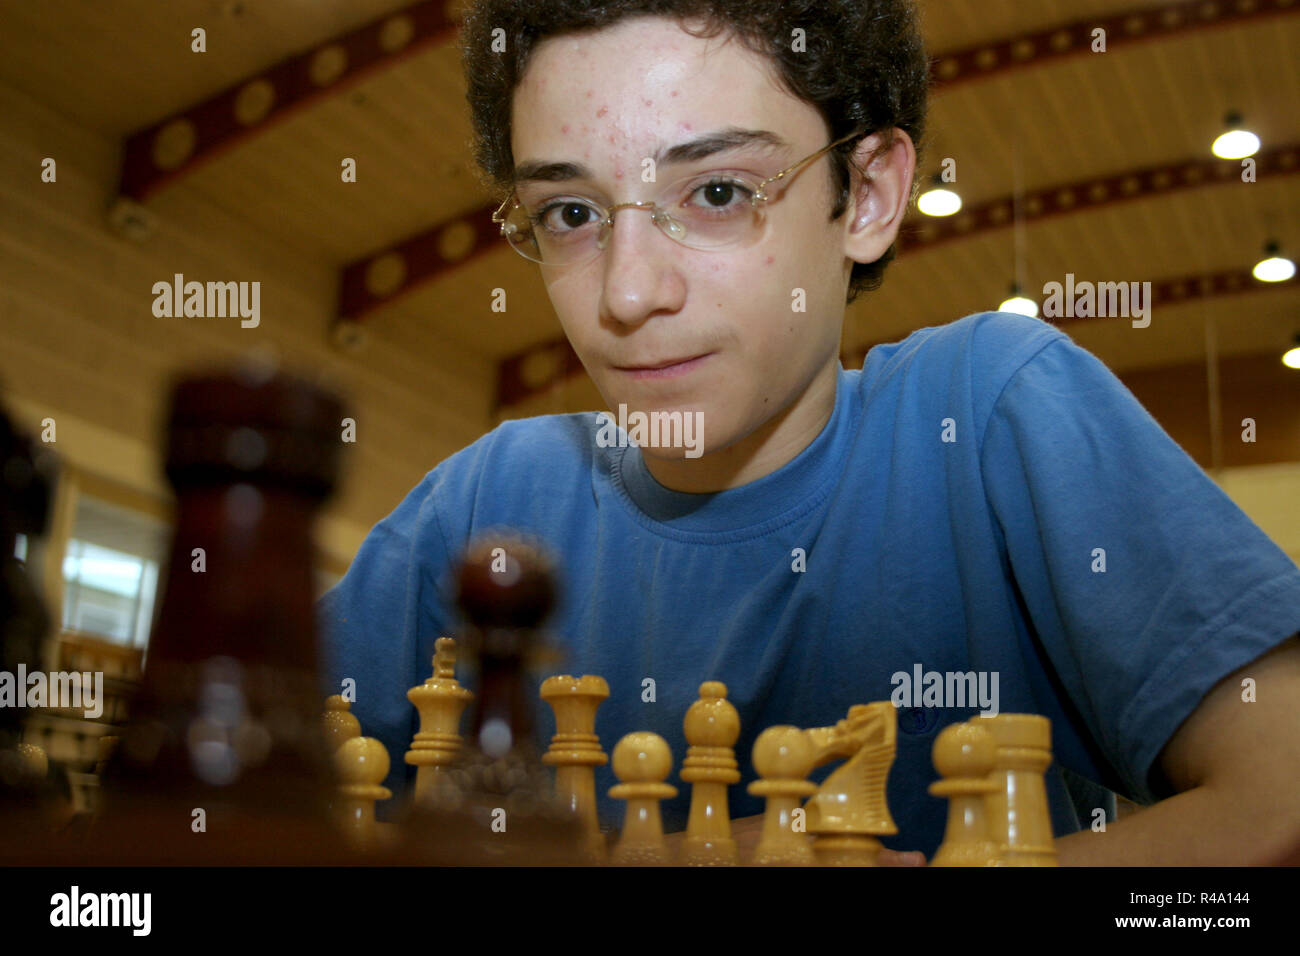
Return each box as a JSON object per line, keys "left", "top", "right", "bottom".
{"left": 492, "top": 128, "right": 867, "bottom": 267}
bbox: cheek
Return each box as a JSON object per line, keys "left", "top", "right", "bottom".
{"left": 543, "top": 279, "right": 596, "bottom": 345}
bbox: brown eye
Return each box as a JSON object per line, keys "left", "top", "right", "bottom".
{"left": 681, "top": 178, "right": 753, "bottom": 217}
{"left": 700, "top": 182, "right": 736, "bottom": 206}
{"left": 535, "top": 200, "right": 598, "bottom": 233}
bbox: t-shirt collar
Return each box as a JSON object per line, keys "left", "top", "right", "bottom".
{"left": 614, "top": 364, "right": 857, "bottom": 535}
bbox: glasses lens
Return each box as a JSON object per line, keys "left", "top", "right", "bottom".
{"left": 503, "top": 196, "right": 605, "bottom": 265}
{"left": 503, "top": 174, "right": 766, "bottom": 265}
{"left": 656, "top": 173, "right": 763, "bottom": 251}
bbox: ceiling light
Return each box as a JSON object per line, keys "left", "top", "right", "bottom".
{"left": 1282, "top": 334, "right": 1300, "bottom": 371}
{"left": 1212, "top": 111, "right": 1260, "bottom": 160}
{"left": 918, "top": 174, "right": 961, "bottom": 217}
{"left": 998, "top": 283, "right": 1038, "bottom": 318}
{"left": 1253, "top": 240, "right": 1296, "bottom": 283}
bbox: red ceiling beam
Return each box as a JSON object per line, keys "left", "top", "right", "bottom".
{"left": 900, "top": 145, "right": 1300, "bottom": 251}
{"left": 119, "top": 0, "right": 1300, "bottom": 203}
{"left": 336, "top": 206, "right": 502, "bottom": 323}
{"left": 118, "top": 1, "right": 458, "bottom": 201}
{"left": 928, "top": 0, "right": 1299, "bottom": 90}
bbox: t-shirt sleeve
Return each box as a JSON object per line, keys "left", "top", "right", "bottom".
{"left": 315, "top": 471, "right": 455, "bottom": 796}
{"left": 979, "top": 336, "right": 1300, "bottom": 804}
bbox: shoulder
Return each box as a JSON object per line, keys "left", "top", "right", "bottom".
{"left": 866, "top": 311, "right": 1068, "bottom": 377}
{"left": 375, "top": 410, "right": 602, "bottom": 557}
{"left": 425, "top": 410, "right": 602, "bottom": 494}
{"left": 855, "top": 312, "right": 1074, "bottom": 430}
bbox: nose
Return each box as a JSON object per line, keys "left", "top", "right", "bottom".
{"left": 598, "top": 207, "right": 686, "bottom": 328}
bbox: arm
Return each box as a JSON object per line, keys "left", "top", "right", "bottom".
{"left": 973, "top": 322, "right": 1300, "bottom": 866}
{"left": 735, "top": 637, "right": 1300, "bottom": 867}
{"left": 1057, "top": 634, "right": 1300, "bottom": 865}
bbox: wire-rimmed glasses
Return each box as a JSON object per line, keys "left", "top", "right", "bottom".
{"left": 492, "top": 128, "right": 868, "bottom": 266}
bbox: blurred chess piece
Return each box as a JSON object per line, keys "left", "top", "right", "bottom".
{"left": 322, "top": 695, "right": 362, "bottom": 751}
{"left": 0, "top": 402, "right": 61, "bottom": 860}
{"left": 978, "top": 714, "right": 1057, "bottom": 866}
{"left": 928, "top": 722, "right": 1000, "bottom": 867}
{"left": 608, "top": 732, "right": 676, "bottom": 865}
{"left": 803, "top": 702, "right": 899, "bottom": 866}
{"left": 91, "top": 367, "right": 349, "bottom": 864}
{"left": 748, "top": 725, "right": 817, "bottom": 866}
{"left": 680, "top": 681, "right": 740, "bottom": 866}
{"left": 405, "top": 637, "right": 472, "bottom": 799}
{"left": 334, "top": 736, "right": 392, "bottom": 848}
{"left": 541, "top": 673, "right": 609, "bottom": 860}
{"left": 0, "top": 406, "right": 56, "bottom": 740}
{"left": 409, "top": 534, "right": 582, "bottom": 864}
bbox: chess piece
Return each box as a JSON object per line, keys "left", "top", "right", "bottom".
{"left": 748, "top": 726, "right": 817, "bottom": 866}
{"left": 409, "top": 534, "right": 583, "bottom": 864}
{"left": 978, "top": 713, "right": 1057, "bottom": 866}
{"left": 334, "top": 736, "right": 393, "bottom": 848}
{"left": 680, "top": 681, "right": 740, "bottom": 866}
{"left": 928, "top": 722, "right": 1000, "bottom": 867}
{"left": 0, "top": 405, "right": 56, "bottom": 761}
{"left": 541, "top": 674, "right": 609, "bottom": 860}
{"left": 405, "top": 637, "right": 473, "bottom": 798}
{"left": 608, "top": 732, "right": 676, "bottom": 865}
{"left": 803, "top": 702, "right": 899, "bottom": 866}
{"left": 89, "top": 366, "right": 349, "bottom": 864}
{"left": 0, "top": 406, "right": 60, "bottom": 861}
{"left": 322, "top": 695, "right": 362, "bottom": 750}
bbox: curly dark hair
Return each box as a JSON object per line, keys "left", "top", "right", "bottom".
{"left": 460, "top": 0, "right": 929, "bottom": 304}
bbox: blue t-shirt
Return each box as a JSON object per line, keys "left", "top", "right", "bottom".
{"left": 317, "top": 311, "right": 1300, "bottom": 858}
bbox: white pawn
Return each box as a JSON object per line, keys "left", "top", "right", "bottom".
{"left": 928, "top": 722, "right": 999, "bottom": 867}
{"left": 681, "top": 681, "right": 740, "bottom": 866}
{"left": 748, "top": 726, "right": 817, "bottom": 865}
{"left": 608, "top": 732, "right": 677, "bottom": 865}
{"left": 334, "top": 736, "right": 392, "bottom": 849}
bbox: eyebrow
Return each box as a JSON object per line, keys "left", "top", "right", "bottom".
{"left": 511, "top": 127, "right": 791, "bottom": 185}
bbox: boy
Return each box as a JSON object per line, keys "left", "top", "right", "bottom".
{"left": 319, "top": 0, "right": 1300, "bottom": 863}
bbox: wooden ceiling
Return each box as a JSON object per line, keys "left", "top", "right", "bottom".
{"left": 1, "top": 0, "right": 1296, "bottom": 413}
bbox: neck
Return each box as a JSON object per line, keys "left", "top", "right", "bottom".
{"left": 641, "top": 357, "right": 839, "bottom": 493}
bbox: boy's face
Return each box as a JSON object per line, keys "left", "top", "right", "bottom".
{"left": 510, "top": 16, "right": 888, "bottom": 477}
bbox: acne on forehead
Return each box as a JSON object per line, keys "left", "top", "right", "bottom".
{"left": 520, "top": 22, "right": 748, "bottom": 122}
{"left": 514, "top": 22, "right": 806, "bottom": 176}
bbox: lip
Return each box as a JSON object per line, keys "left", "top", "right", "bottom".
{"left": 614, "top": 353, "right": 713, "bottom": 380}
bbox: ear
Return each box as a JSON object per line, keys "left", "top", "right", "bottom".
{"left": 842, "top": 129, "right": 917, "bottom": 266}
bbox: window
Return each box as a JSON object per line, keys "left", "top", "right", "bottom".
{"left": 60, "top": 497, "right": 167, "bottom": 648}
